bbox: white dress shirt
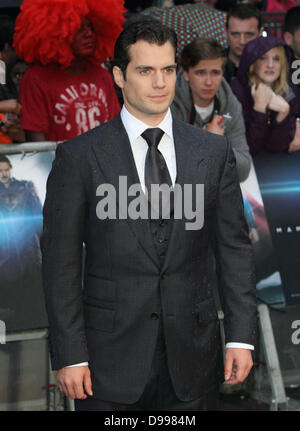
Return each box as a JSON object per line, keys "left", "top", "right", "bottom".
{"left": 68, "top": 106, "right": 253, "bottom": 368}
{"left": 121, "top": 105, "right": 177, "bottom": 192}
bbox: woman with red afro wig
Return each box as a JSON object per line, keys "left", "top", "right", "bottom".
{"left": 13, "top": 0, "right": 126, "bottom": 69}
{"left": 13, "top": 0, "right": 126, "bottom": 142}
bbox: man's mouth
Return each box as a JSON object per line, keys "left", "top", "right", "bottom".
{"left": 149, "top": 95, "right": 168, "bottom": 100}
{"left": 83, "top": 42, "right": 95, "bottom": 48}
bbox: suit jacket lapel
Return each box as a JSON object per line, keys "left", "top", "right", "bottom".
{"left": 91, "top": 114, "right": 160, "bottom": 268}
{"left": 161, "top": 120, "right": 209, "bottom": 273}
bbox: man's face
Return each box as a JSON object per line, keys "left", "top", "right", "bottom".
{"left": 183, "top": 58, "right": 223, "bottom": 107}
{"left": 71, "top": 17, "right": 96, "bottom": 58}
{"left": 10, "top": 61, "right": 29, "bottom": 91}
{"left": 2, "top": 43, "right": 17, "bottom": 70}
{"left": 226, "top": 17, "right": 262, "bottom": 63}
{"left": 113, "top": 40, "right": 177, "bottom": 125}
{"left": 284, "top": 28, "right": 300, "bottom": 59}
{"left": 0, "top": 162, "right": 11, "bottom": 186}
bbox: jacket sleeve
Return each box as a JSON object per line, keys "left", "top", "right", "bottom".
{"left": 265, "top": 95, "right": 298, "bottom": 153}
{"left": 41, "top": 143, "right": 89, "bottom": 370}
{"left": 231, "top": 78, "right": 270, "bottom": 155}
{"left": 245, "top": 109, "right": 271, "bottom": 155}
{"left": 214, "top": 140, "right": 257, "bottom": 346}
{"left": 225, "top": 96, "right": 252, "bottom": 182}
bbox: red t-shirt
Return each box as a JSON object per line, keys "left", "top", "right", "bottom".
{"left": 20, "top": 63, "right": 120, "bottom": 141}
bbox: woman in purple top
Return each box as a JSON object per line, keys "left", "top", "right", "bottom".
{"left": 231, "top": 36, "right": 298, "bottom": 156}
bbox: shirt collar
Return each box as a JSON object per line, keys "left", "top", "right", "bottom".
{"left": 120, "top": 105, "right": 173, "bottom": 143}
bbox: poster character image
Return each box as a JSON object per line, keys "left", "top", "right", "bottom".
{"left": 0, "top": 152, "right": 54, "bottom": 331}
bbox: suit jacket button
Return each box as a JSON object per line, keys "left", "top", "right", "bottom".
{"left": 151, "top": 313, "right": 159, "bottom": 320}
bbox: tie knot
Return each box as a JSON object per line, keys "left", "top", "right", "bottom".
{"left": 141, "top": 128, "right": 164, "bottom": 148}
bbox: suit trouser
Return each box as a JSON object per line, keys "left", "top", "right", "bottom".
{"left": 75, "top": 317, "right": 219, "bottom": 411}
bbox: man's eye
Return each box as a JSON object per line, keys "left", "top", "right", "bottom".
{"left": 140, "top": 69, "right": 150, "bottom": 75}
{"left": 165, "top": 67, "right": 175, "bottom": 73}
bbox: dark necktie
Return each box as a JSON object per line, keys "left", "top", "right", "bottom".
{"left": 142, "top": 128, "right": 172, "bottom": 218}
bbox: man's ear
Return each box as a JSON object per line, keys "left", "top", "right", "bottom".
{"left": 183, "top": 69, "right": 190, "bottom": 82}
{"left": 258, "top": 26, "right": 264, "bottom": 37}
{"left": 113, "top": 66, "right": 125, "bottom": 89}
{"left": 283, "top": 31, "right": 293, "bottom": 47}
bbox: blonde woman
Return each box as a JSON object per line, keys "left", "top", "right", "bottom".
{"left": 231, "top": 36, "right": 298, "bottom": 155}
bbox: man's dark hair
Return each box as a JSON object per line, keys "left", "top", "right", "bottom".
{"left": 283, "top": 6, "right": 300, "bottom": 34}
{"left": 180, "top": 38, "right": 227, "bottom": 71}
{"left": 226, "top": 5, "right": 262, "bottom": 30}
{"left": 0, "top": 155, "right": 12, "bottom": 168}
{"left": 112, "top": 19, "right": 177, "bottom": 77}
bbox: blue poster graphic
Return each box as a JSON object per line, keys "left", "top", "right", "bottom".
{"left": 0, "top": 151, "right": 55, "bottom": 331}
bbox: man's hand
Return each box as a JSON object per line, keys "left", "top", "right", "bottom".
{"left": 1, "top": 116, "right": 25, "bottom": 142}
{"left": 57, "top": 366, "right": 93, "bottom": 400}
{"left": 205, "top": 115, "right": 225, "bottom": 136}
{"left": 0, "top": 99, "right": 22, "bottom": 115}
{"left": 224, "top": 348, "right": 253, "bottom": 385}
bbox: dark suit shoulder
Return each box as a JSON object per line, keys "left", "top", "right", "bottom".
{"left": 173, "top": 118, "right": 229, "bottom": 157}
{"left": 56, "top": 115, "right": 122, "bottom": 159}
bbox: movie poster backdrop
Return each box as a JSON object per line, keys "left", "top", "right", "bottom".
{"left": 253, "top": 150, "right": 300, "bottom": 305}
{"left": 0, "top": 151, "right": 55, "bottom": 332}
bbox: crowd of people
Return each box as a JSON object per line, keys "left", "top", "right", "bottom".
{"left": 0, "top": 0, "right": 299, "bottom": 170}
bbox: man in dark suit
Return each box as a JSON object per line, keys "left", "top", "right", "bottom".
{"left": 41, "top": 20, "right": 257, "bottom": 411}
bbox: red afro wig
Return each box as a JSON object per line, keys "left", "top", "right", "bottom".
{"left": 13, "top": 0, "right": 126, "bottom": 68}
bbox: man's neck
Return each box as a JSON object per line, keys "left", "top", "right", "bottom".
{"left": 123, "top": 104, "right": 168, "bottom": 127}
{"left": 65, "top": 57, "right": 88, "bottom": 75}
{"left": 1, "top": 181, "right": 11, "bottom": 189}
{"left": 194, "top": 95, "right": 214, "bottom": 109}
{"left": 228, "top": 50, "right": 240, "bottom": 67}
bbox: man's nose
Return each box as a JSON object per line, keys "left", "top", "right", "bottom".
{"left": 83, "top": 25, "right": 93, "bottom": 37}
{"left": 153, "top": 72, "right": 166, "bottom": 87}
{"left": 240, "top": 35, "right": 245, "bottom": 45}
{"left": 205, "top": 74, "right": 212, "bottom": 86}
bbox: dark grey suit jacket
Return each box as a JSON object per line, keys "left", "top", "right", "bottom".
{"left": 41, "top": 114, "right": 257, "bottom": 404}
